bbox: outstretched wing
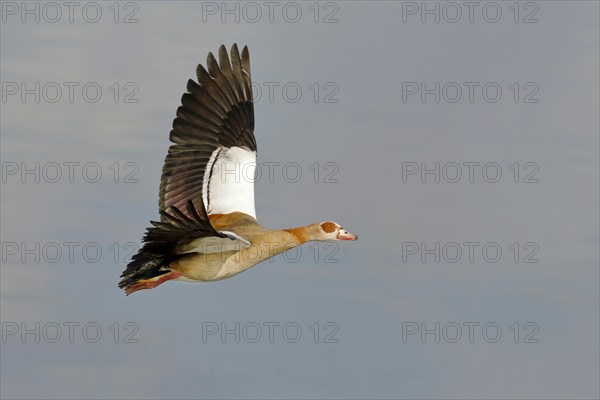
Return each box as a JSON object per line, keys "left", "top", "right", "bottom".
{"left": 159, "top": 44, "right": 257, "bottom": 220}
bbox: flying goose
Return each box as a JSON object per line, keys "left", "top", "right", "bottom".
{"left": 119, "top": 44, "right": 357, "bottom": 295}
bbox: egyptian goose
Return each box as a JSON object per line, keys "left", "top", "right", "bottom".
{"left": 119, "top": 44, "right": 357, "bottom": 295}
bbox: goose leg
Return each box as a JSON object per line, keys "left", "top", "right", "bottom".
{"left": 124, "top": 271, "right": 182, "bottom": 296}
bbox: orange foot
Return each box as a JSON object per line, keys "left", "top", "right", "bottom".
{"left": 124, "top": 271, "right": 182, "bottom": 296}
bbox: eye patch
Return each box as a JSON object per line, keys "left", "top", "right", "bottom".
{"left": 321, "top": 222, "right": 337, "bottom": 233}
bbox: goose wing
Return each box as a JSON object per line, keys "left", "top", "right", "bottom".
{"left": 159, "top": 44, "right": 257, "bottom": 220}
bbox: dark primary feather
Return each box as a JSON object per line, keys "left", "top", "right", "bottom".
{"left": 118, "top": 200, "right": 226, "bottom": 288}
{"left": 159, "top": 44, "right": 256, "bottom": 220}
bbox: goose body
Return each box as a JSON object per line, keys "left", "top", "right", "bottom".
{"left": 119, "top": 44, "right": 357, "bottom": 295}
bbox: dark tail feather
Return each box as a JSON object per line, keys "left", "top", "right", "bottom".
{"left": 118, "top": 253, "right": 173, "bottom": 290}
{"left": 119, "top": 200, "right": 224, "bottom": 291}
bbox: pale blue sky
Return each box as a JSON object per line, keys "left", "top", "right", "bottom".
{"left": 1, "top": 1, "right": 599, "bottom": 399}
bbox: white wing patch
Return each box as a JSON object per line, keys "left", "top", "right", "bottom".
{"left": 202, "top": 148, "right": 221, "bottom": 210}
{"left": 206, "top": 146, "right": 257, "bottom": 218}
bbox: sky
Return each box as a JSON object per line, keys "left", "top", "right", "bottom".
{"left": 1, "top": 1, "right": 599, "bottom": 399}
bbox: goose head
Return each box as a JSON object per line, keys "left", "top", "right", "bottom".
{"left": 310, "top": 221, "right": 358, "bottom": 241}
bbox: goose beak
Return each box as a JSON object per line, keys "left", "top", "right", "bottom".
{"left": 337, "top": 229, "right": 358, "bottom": 241}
